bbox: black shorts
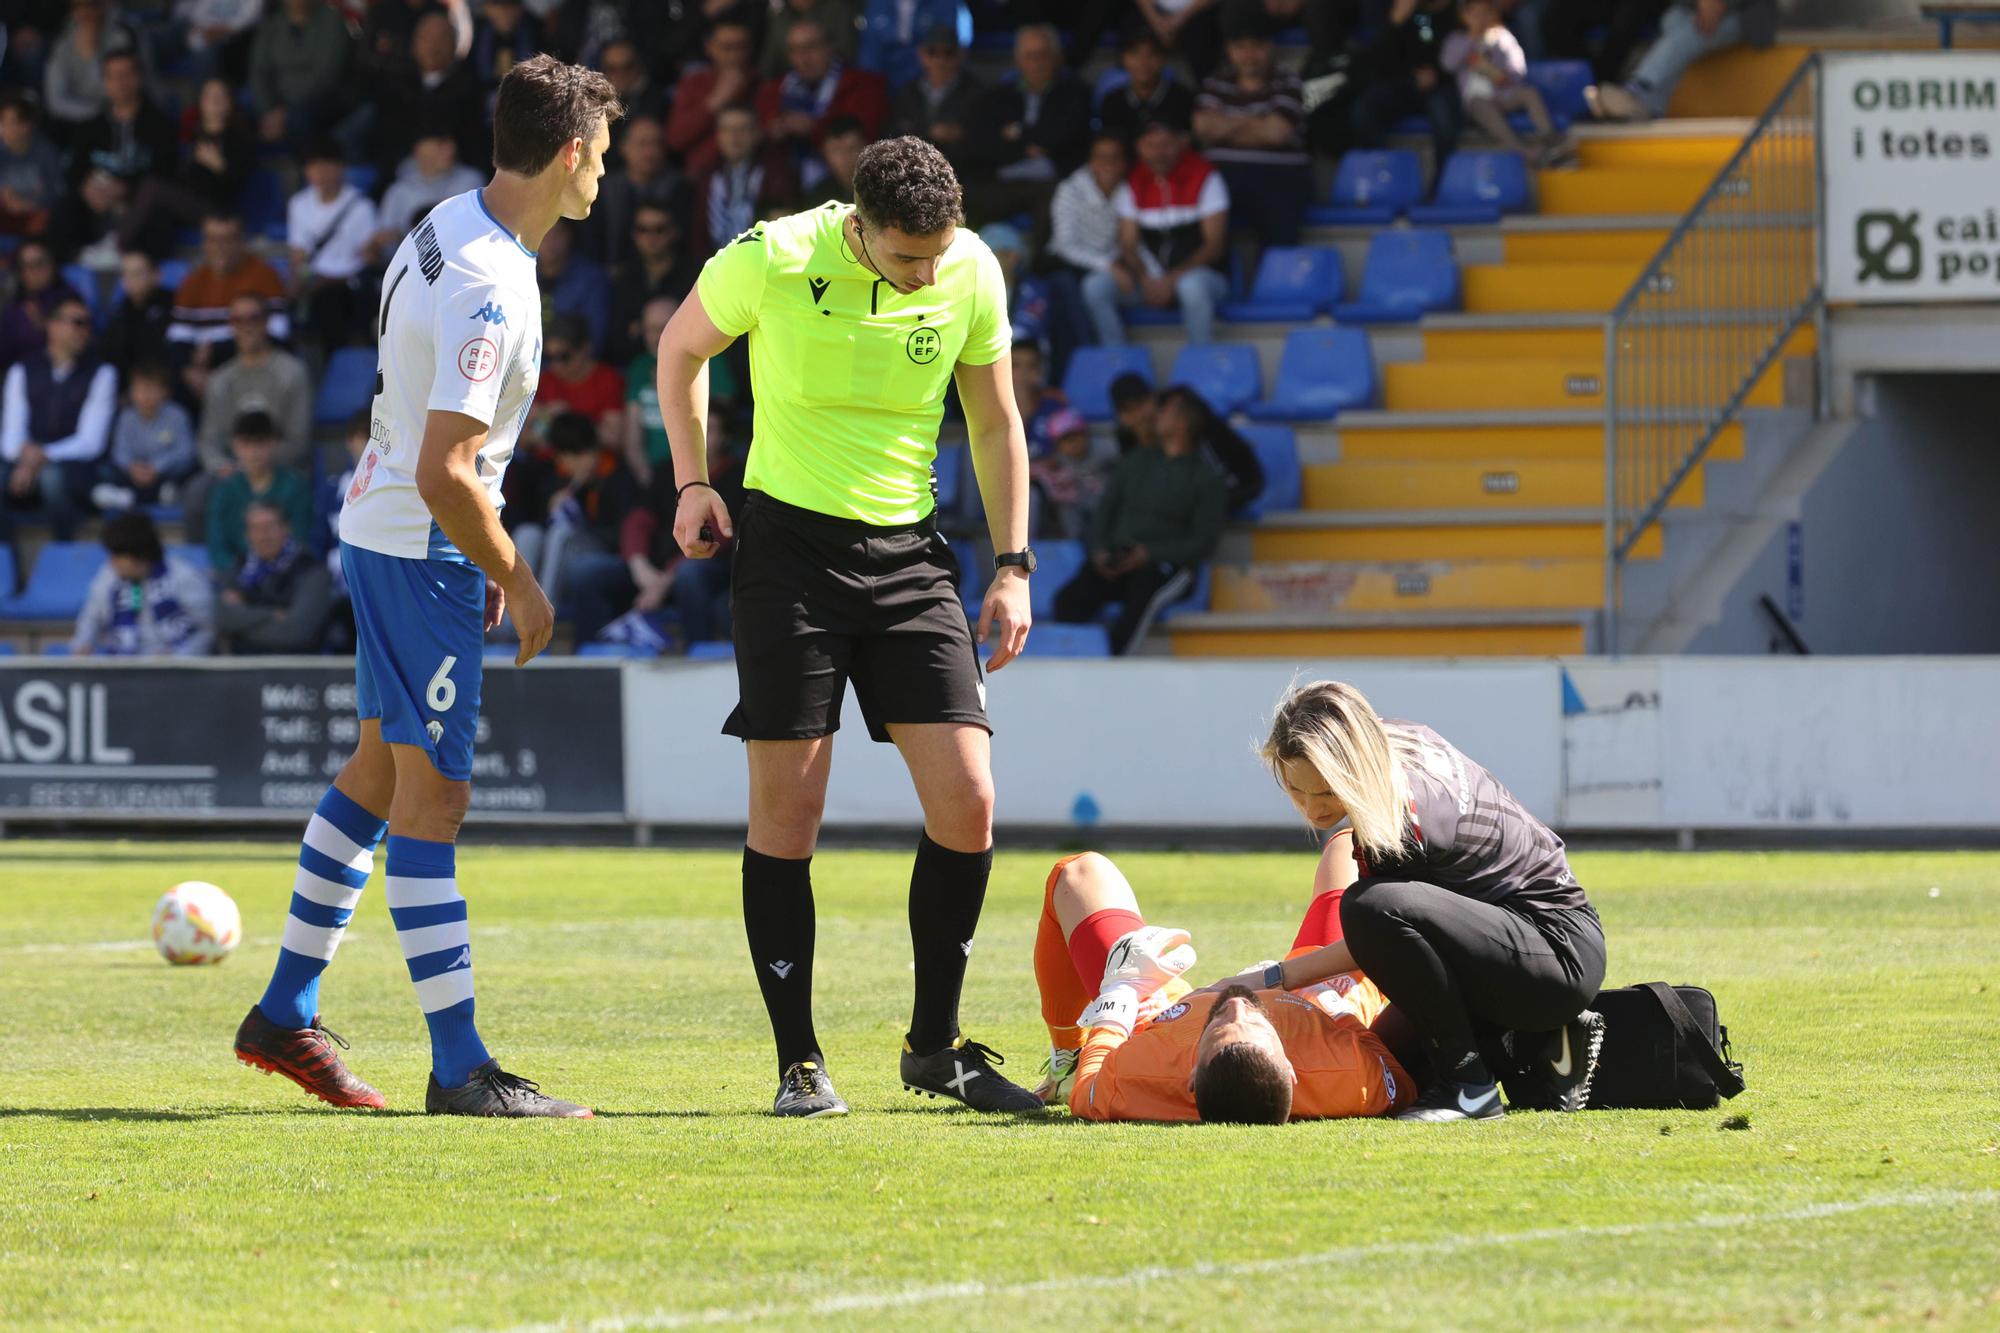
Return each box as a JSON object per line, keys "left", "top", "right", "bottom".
{"left": 723, "top": 490, "right": 989, "bottom": 743}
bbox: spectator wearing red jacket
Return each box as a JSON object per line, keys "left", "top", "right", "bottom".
{"left": 755, "top": 18, "right": 887, "bottom": 195}
{"left": 666, "top": 16, "right": 762, "bottom": 181}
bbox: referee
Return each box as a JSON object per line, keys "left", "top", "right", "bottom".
{"left": 658, "top": 137, "right": 1041, "bottom": 1118}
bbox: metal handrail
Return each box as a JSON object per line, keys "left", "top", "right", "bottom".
{"left": 1601, "top": 53, "right": 1824, "bottom": 653}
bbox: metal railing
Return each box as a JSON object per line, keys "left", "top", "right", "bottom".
{"left": 1602, "top": 54, "right": 1824, "bottom": 653}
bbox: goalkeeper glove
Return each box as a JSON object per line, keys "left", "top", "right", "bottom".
{"left": 1101, "top": 926, "right": 1197, "bottom": 998}
{"left": 1077, "top": 983, "right": 1141, "bottom": 1038}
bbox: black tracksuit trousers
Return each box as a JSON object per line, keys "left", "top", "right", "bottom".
{"left": 1341, "top": 879, "right": 1607, "bottom": 1087}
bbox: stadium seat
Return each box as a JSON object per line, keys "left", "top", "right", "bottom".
{"left": 157, "top": 258, "right": 191, "bottom": 293}
{"left": 315, "top": 347, "right": 378, "bottom": 426}
{"left": 0, "top": 546, "right": 14, "bottom": 596}
{"left": 0, "top": 641, "right": 14, "bottom": 655}
{"left": 1027, "top": 622, "right": 1111, "bottom": 657}
{"left": 1169, "top": 343, "right": 1261, "bottom": 416}
{"left": 1235, "top": 425, "right": 1302, "bottom": 518}
{"left": 932, "top": 444, "right": 964, "bottom": 512}
{"left": 240, "top": 168, "right": 287, "bottom": 239}
{"left": 1155, "top": 564, "right": 1212, "bottom": 623}
{"left": 578, "top": 641, "right": 655, "bottom": 659}
{"left": 949, "top": 539, "right": 983, "bottom": 616}
{"left": 483, "top": 643, "right": 516, "bottom": 660}
{"left": 1305, "top": 150, "right": 1424, "bottom": 226}
{"left": 1527, "top": 60, "right": 1593, "bottom": 125}
{"left": 62, "top": 263, "right": 108, "bottom": 329}
{"left": 168, "top": 544, "right": 210, "bottom": 572}
{"left": 345, "top": 164, "right": 379, "bottom": 195}
{"left": 1028, "top": 540, "right": 1087, "bottom": 619}
{"left": 35, "top": 642, "right": 71, "bottom": 656}
{"left": 0, "top": 542, "right": 106, "bottom": 620}
{"left": 1332, "top": 230, "right": 1461, "bottom": 324}
{"left": 687, "top": 640, "right": 735, "bottom": 661}
{"left": 1219, "top": 246, "right": 1344, "bottom": 323}
{"left": 1245, "top": 328, "right": 1377, "bottom": 421}
{"left": 1061, "top": 345, "right": 1153, "bottom": 422}
{"left": 1409, "top": 151, "right": 1533, "bottom": 226}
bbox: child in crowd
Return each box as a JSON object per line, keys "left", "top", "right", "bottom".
{"left": 1442, "top": 0, "right": 1575, "bottom": 168}
{"left": 93, "top": 361, "right": 198, "bottom": 512}
{"left": 71, "top": 511, "right": 214, "bottom": 656}
{"left": 1030, "top": 406, "right": 1113, "bottom": 541}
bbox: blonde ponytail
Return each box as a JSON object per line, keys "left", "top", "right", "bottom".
{"left": 1260, "top": 680, "right": 1414, "bottom": 861}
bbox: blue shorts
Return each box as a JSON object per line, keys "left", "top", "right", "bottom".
{"left": 343, "top": 541, "right": 484, "bottom": 781}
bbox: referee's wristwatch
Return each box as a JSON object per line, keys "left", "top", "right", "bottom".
{"left": 994, "top": 547, "right": 1036, "bottom": 576}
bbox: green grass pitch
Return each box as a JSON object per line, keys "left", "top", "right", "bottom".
{"left": 3, "top": 841, "right": 1998, "bottom": 1329}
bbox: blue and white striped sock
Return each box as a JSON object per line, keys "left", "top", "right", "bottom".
{"left": 384, "top": 835, "right": 490, "bottom": 1088}
{"left": 258, "top": 787, "right": 388, "bottom": 1031}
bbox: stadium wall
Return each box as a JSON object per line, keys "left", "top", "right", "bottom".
{"left": 5, "top": 657, "right": 1987, "bottom": 837}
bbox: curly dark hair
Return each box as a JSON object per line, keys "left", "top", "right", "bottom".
{"left": 852, "top": 135, "right": 963, "bottom": 237}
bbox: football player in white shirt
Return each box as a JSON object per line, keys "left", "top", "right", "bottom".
{"left": 233, "top": 56, "right": 622, "bottom": 1120}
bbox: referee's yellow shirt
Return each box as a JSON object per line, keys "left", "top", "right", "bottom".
{"left": 696, "top": 202, "right": 1012, "bottom": 526}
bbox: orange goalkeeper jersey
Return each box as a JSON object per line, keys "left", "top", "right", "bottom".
{"left": 1067, "top": 974, "right": 1413, "bottom": 1123}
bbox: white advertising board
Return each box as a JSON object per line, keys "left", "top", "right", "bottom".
{"left": 1823, "top": 53, "right": 2000, "bottom": 302}
{"left": 625, "top": 660, "right": 1563, "bottom": 831}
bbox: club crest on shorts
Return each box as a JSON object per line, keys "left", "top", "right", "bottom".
{"left": 426, "top": 720, "right": 445, "bottom": 744}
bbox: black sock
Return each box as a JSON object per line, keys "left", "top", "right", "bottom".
{"left": 742, "top": 846, "right": 821, "bottom": 1075}
{"left": 906, "top": 832, "right": 992, "bottom": 1055}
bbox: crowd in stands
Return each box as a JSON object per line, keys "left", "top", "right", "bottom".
{"left": 0, "top": 0, "right": 1765, "bottom": 659}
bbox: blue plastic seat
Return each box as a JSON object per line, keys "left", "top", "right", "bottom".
{"left": 1168, "top": 343, "right": 1261, "bottom": 416}
{"left": 345, "top": 163, "right": 379, "bottom": 195}
{"left": 1332, "top": 230, "right": 1461, "bottom": 324}
{"left": 1061, "top": 345, "right": 1153, "bottom": 422}
{"left": 687, "top": 639, "right": 735, "bottom": 661}
{"left": 239, "top": 168, "right": 288, "bottom": 239}
{"left": 167, "top": 543, "right": 208, "bottom": 572}
{"left": 483, "top": 643, "right": 517, "bottom": 660}
{"left": 62, "top": 263, "right": 109, "bottom": 329}
{"left": 1306, "top": 150, "right": 1423, "bottom": 226}
{"left": 314, "top": 347, "right": 379, "bottom": 426}
{"left": 1526, "top": 60, "right": 1593, "bottom": 126}
{"left": 1027, "top": 622, "right": 1111, "bottom": 657}
{"left": 1245, "top": 328, "right": 1377, "bottom": 421}
{"left": 0, "top": 545, "right": 15, "bottom": 595}
{"left": 157, "top": 258, "right": 191, "bottom": 293}
{"left": 1409, "top": 151, "right": 1533, "bottom": 225}
{"left": 931, "top": 444, "right": 964, "bottom": 511}
{"left": 949, "top": 538, "right": 984, "bottom": 616}
{"left": 578, "top": 641, "right": 655, "bottom": 659}
{"left": 1155, "top": 564, "right": 1212, "bottom": 623}
{"left": 0, "top": 641, "right": 15, "bottom": 655}
{"left": 1235, "top": 425, "right": 1301, "bottom": 518}
{"left": 1220, "top": 246, "right": 1345, "bottom": 323}
{"left": 0, "top": 542, "right": 107, "bottom": 620}
{"left": 1029, "top": 540, "right": 1088, "bottom": 619}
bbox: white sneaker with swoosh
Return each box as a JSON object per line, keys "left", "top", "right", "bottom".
{"left": 1395, "top": 1079, "right": 1505, "bottom": 1123}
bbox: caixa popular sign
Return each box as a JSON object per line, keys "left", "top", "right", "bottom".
{"left": 1823, "top": 53, "right": 2000, "bottom": 302}
{"left": 0, "top": 662, "right": 625, "bottom": 821}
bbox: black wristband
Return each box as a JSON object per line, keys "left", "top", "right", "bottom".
{"left": 677, "top": 480, "right": 717, "bottom": 500}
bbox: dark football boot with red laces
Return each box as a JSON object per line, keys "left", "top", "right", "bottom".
{"left": 233, "top": 1006, "right": 387, "bottom": 1109}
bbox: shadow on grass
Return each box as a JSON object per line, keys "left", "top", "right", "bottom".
{"left": 0, "top": 1106, "right": 427, "bottom": 1122}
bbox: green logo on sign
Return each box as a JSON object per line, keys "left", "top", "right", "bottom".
{"left": 1855, "top": 211, "right": 1921, "bottom": 283}
{"left": 906, "top": 326, "right": 941, "bottom": 364}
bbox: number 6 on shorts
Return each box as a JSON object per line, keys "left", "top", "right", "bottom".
{"left": 427, "top": 656, "right": 459, "bottom": 712}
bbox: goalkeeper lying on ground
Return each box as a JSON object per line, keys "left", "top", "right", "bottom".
{"left": 1032, "top": 850, "right": 1414, "bottom": 1124}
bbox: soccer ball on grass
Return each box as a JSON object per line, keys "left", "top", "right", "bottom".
{"left": 151, "top": 881, "right": 242, "bottom": 965}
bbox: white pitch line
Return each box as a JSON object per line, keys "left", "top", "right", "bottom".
{"left": 490, "top": 1188, "right": 2000, "bottom": 1333}
{"left": 0, "top": 921, "right": 646, "bottom": 956}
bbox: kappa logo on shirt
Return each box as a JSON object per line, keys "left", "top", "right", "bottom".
{"left": 470, "top": 300, "right": 508, "bottom": 326}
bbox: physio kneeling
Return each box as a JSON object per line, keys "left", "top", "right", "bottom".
{"left": 1263, "top": 681, "right": 1608, "bottom": 1123}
